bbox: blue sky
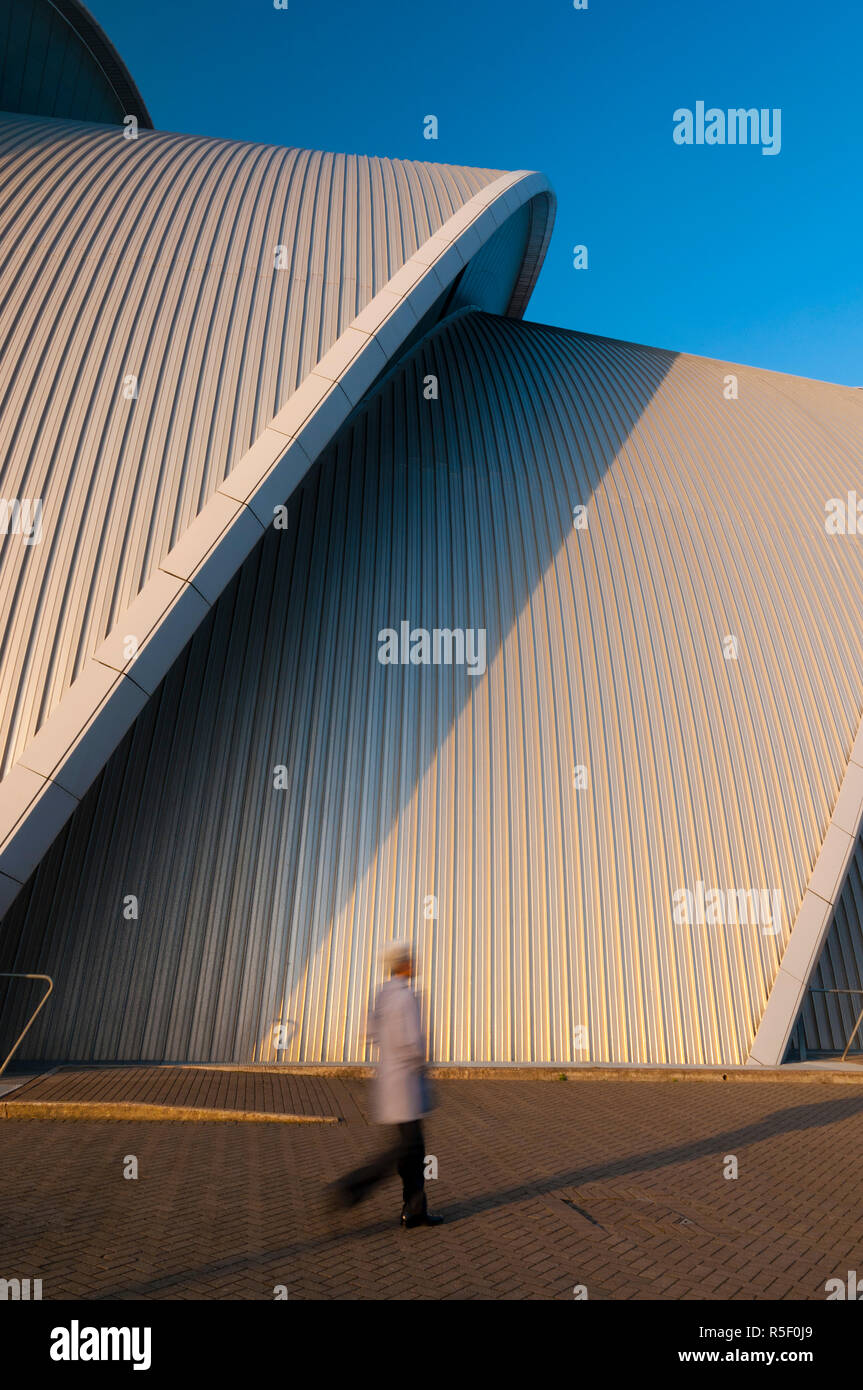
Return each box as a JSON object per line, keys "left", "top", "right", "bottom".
{"left": 90, "top": 0, "right": 862, "bottom": 385}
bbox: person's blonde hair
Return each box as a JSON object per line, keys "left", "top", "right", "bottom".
{"left": 382, "top": 939, "right": 412, "bottom": 970}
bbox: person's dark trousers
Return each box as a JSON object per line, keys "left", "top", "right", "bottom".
{"left": 339, "top": 1121, "right": 427, "bottom": 1215}
{"left": 396, "top": 1121, "right": 426, "bottom": 1217}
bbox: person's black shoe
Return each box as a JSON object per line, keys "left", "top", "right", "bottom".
{"left": 400, "top": 1210, "right": 444, "bottom": 1228}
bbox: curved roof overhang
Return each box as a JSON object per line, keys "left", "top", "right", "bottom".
{"left": 1, "top": 0, "right": 153, "bottom": 126}
{"left": 0, "top": 169, "right": 554, "bottom": 917}
{"left": 47, "top": 0, "right": 153, "bottom": 125}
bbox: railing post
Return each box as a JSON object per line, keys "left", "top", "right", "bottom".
{"left": 840, "top": 1002, "right": 863, "bottom": 1062}
{"left": 0, "top": 973, "right": 54, "bottom": 1078}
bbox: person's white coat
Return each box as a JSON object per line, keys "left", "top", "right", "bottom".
{"left": 368, "top": 976, "right": 429, "bottom": 1124}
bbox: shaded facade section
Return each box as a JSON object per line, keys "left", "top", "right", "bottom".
{"left": 2, "top": 313, "right": 863, "bottom": 1066}
{"left": 0, "top": 0, "right": 152, "bottom": 126}
{"left": 790, "top": 837, "right": 863, "bottom": 1058}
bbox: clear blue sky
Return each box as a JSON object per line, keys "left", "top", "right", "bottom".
{"left": 90, "top": 0, "right": 863, "bottom": 385}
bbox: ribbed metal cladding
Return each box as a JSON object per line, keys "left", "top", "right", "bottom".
{"left": 0, "top": 0, "right": 152, "bottom": 127}
{"left": 2, "top": 310, "right": 863, "bottom": 1066}
{"left": 0, "top": 112, "right": 504, "bottom": 776}
{"left": 798, "top": 841, "right": 863, "bottom": 1055}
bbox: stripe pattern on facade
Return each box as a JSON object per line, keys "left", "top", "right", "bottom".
{"left": 2, "top": 312, "right": 863, "bottom": 1065}
{"left": 0, "top": 113, "right": 505, "bottom": 776}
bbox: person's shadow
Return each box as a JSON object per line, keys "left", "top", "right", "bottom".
{"left": 435, "top": 1093, "right": 863, "bottom": 1225}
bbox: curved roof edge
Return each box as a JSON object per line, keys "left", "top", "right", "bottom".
{"left": 27, "top": 0, "right": 153, "bottom": 127}
{"left": 0, "top": 168, "right": 553, "bottom": 919}
{"left": 506, "top": 189, "right": 554, "bottom": 319}
{"left": 53, "top": 0, "right": 152, "bottom": 126}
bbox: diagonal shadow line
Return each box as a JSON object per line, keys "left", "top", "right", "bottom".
{"left": 87, "top": 1096, "right": 863, "bottom": 1299}
{"left": 0, "top": 315, "right": 679, "bottom": 1068}
{"left": 439, "top": 1096, "right": 863, "bottom": 1222}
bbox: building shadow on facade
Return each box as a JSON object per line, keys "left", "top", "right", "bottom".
{"left": 0, "top": 308, "right": 681, "bottom": 1065}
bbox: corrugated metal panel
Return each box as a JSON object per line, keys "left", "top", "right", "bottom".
{"left": 3, "top": 312, "right": 863, "bottom": 1066}
{"left": 0, "top": 0, "right": 152, "bottom": 127}
{"left": 0, "top": 113, "right": 505, "bottom": 777}
{"left": 796, "top": 839, "right": 863, "bottom": 1055}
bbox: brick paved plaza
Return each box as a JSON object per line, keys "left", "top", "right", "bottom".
{"left": 1, "top": 1072, "right": 862, "bottom": 1300}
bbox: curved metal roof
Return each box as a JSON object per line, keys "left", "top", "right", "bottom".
{"left": 0, "top": 0, "right": 153, "bottom": 126}
{"left": 2, "top": 307, "right": 863, "bottom": 1066}
{"left": 3, "top": 37, "right": 860, "bottom": 1067}
{"left": 0, "top": 112, "right": 554, "bottom": 920}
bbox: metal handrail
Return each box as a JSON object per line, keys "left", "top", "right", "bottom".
{"left": 0, "top": 973, "right": 53, "bottom": 1078}
{"left": 807, "top": 986, "right": 863, "bottom": 1062}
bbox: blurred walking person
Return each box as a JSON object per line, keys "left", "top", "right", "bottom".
{"left": 332, "top": 941, "right": 443, "bottom": 1228}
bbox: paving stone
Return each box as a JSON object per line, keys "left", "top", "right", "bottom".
{"left": 0, "top": 1076, "right": 861, "bottom": 1298}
